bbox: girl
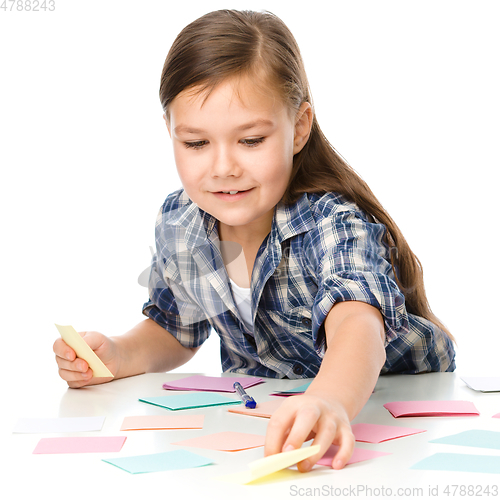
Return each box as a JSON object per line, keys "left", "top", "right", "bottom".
{"left": 53, "top": 10, "right": 455, "bottom": 471}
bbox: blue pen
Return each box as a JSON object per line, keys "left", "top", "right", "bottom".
{"left": 233, "top": 382, "right": 257, "bottom": 409}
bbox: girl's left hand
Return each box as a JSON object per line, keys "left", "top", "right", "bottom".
{"left": 263, "top": 393, "right": 354, "bottom": 472}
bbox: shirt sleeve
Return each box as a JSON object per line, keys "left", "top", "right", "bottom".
{"left": 309, "top": 209, "right": 409, "bottom": 355}
{"left": 142, "top": 207, "right": 211, "bottom": 349}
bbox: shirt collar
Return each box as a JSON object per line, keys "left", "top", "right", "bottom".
{"left": 165, "top": 191, "right": 218, "bottom": 251}
{"left": 169, "top": 190, "right": 316, "bottom": 250}
{"left": 272, "top": 193, "right": 317, "bottom": 243}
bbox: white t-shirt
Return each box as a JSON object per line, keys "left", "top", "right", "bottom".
{"left": 229, "top": 279, "right": 253, "bottom": 331}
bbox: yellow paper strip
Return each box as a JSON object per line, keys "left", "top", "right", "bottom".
{"left": 215, "top": 444, "right": 320, "bottom": 484}
{"left": 249, "top": 444, "right": 320, "bottom": 481}
{"left": 55, "top": 324, "right": 114, "bottom": 378}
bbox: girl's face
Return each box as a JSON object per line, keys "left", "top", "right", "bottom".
{"left": 165, "top": 76, "right": 311, "bottom": 240}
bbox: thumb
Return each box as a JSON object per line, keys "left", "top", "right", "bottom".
{"left": 79, "top": 331, "right": 106, "bottom": 351}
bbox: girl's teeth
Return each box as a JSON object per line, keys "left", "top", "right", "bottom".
{"left": 222, "top": 191, "right": 239, "bottom": 194}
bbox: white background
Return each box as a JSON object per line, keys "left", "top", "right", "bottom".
{"left": 1, "top": 0, "right": 499, "bottom": 396}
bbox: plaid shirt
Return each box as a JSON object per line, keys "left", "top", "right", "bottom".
{"left": 143, "top": 189, "right": 455, "bottom": 378}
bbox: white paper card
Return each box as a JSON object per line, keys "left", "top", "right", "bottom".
{"left": 461, "top": 376, "right": 500, "bottom": 392}
{"left": 13, "top": 416, "right": 106, "bottom": 433}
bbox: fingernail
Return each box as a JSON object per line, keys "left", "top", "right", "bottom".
{"left": 301, "top": 460, "right": 310, "bottom": 471}
{"left": 283, "top": 444, "right": 295, "bottom": 452}
{"left": 334, "top": 459, "right": 343, "bottom": 469}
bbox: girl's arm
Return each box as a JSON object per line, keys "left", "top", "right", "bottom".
{"left": 53, "top": 318, "right": 199, "bottom": 388}
{"left": 264, "top": 300, "right": 386, "bottom": 471}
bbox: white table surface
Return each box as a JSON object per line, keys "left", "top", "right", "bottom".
{"left": 4, "top": 372, "right": 500, "bottom": 500}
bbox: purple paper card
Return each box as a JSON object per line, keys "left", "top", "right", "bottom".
{"left": 162, "top": 375, "right": 263, "bottom": 392}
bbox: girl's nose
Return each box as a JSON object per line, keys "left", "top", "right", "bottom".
{"left": 210, "top": 146, "right": 241, "bottom": 177}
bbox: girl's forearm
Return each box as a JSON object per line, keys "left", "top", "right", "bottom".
{"left": 111, "top": 318, "right": 199, "bottom": 378}
{"left": 306, "top": 302, "right": 386, "bottom": 420}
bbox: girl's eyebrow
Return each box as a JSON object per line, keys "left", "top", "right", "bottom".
{"left": 235, "top": 119, "right": 275, "bottom": 131}
{"left": 174, "top": 119, "right": 275, "bottom": 135}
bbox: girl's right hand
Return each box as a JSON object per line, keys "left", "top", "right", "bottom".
{"left": 53, "top": 331, "right": 118, "bottom": 388}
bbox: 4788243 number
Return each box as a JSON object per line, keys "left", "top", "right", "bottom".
{"left": 0, "top": 0, "right": 55, "bottom": 11}
{"left": 442, "top": 484, "right": 499, "bottom": 496}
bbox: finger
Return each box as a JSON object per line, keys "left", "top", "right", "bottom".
{"left": 264, "top": 404, "right": 297, "bottom": 457}
{"left": 282, "top": 404, "right": 320, "bottom": 448}
{"left": 53, "top": 338, "right": 76, "bottom": 361}
{"left": 329, "top": 424, "right": 355, "bottom": 470}
{"left": 280, "top": 406, "right": 322, "bottom": 472}
{"left": 58, "top": 366, "right": 93, "bottom": 387}
{"left": 55, "top": 354, "right": 89, "bottom": 374}
{"left": 297, "top": 415, "right": 339, "bottom": 472}
{"left": 79, "top": 331, "right": 105, "bottom": 352}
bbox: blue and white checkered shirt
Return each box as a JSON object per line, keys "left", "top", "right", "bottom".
{"left": 143, "top": 189, "right": 455, "bottom": 378}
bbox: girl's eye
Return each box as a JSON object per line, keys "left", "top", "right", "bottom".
{"left": 241, "top": 137, "right": 265, "bottom": 147}
{"left": 183, "top": 137, "right": 265, "bottom": 149}
{"left": 184, "top": 140, "right": 208, "bottom": 150}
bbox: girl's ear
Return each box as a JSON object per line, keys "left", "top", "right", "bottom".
{"left": 293, "top": 102, "right": 313, "bottom": 155}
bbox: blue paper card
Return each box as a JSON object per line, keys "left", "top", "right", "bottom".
{"left": 102, "top": 449, "right": 213, "bottom": 474}
{"left": 139, "top": 392, "right": 241, "bottom": 410}
{"left": 271, "top": 381, "right": 312, "bottom": 396}
{"left": 430, "top": 430, "right": 500, "bottom": 450}
{"left": 411, "top": 453, "right": 500, "bottom": 474}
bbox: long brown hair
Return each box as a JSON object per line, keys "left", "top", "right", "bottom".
{"left": 159, "top": 9, "right": 452, "bottom": 340}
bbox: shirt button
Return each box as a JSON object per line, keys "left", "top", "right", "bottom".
{"left": 293, "top": 364, "right": 304, "bottom": 376}
{"left": 301, "top": 317, "right": 312, "bottom": 328}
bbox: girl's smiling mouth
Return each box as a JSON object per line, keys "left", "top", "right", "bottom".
{"left": 212, "top": 188, "right": 253, "bottom": 200}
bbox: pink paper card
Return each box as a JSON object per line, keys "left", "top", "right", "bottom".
{"left": 172, "top": 431, "right": 265, "bottom": 452}
{"left": 120, "top": 415, "right": 204, "bottom": 431}
{"left": 493, "top": 413, "right": 500, "bottom": 419}
{"left": 162, "top": 375, "right": 263, "bottom": 392}
{"left": 383, "top": 400, "right": 479, "bottom": 418}
{"left": 33, "top": 436, "right": 126, "bottom": 454}
{"left": 228, "top": 399, "right": 284, "bottom": 418}
{"left": 317, "top": 445, "right": 391, "bottom": 467}
{"left": 352, "top": 423, "right": 426, "bottom": 443}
